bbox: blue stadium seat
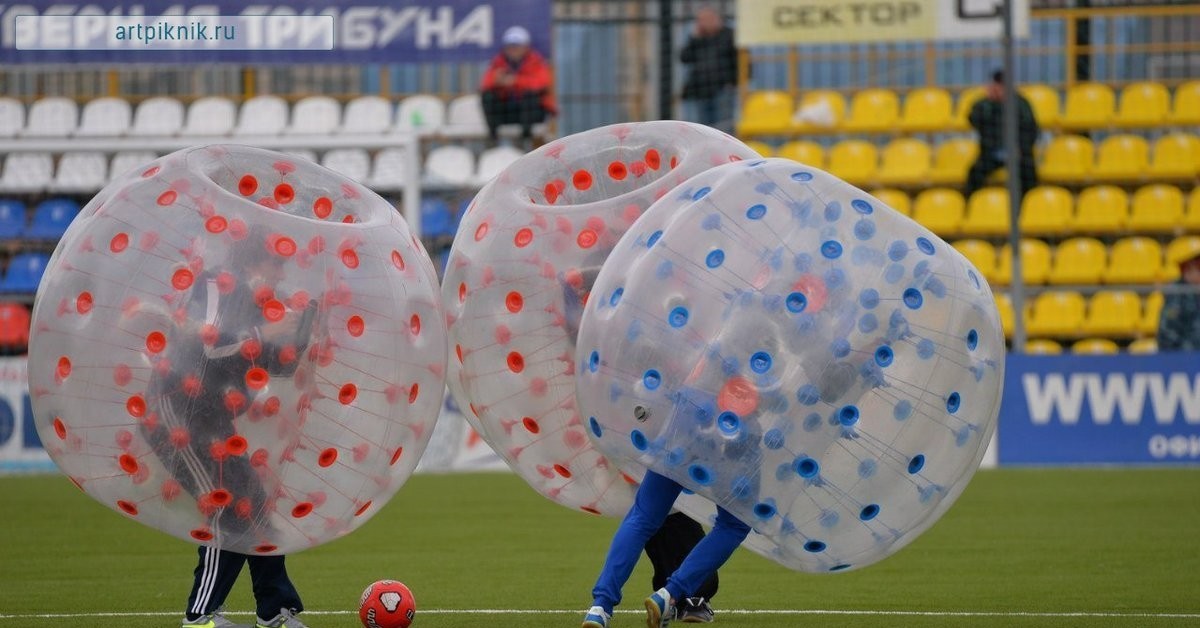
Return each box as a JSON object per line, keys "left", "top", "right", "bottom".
{"left": 420, "top": 198, "right": 455, "bottom": 239}
{"left": 23, "top": 198, "right": 80, "bottom": 240}
{"left": 0, "top": 199, "right": 25, "bottom": 240}
{"left": 1, "top": 252, "right": 51, "bottom": 293}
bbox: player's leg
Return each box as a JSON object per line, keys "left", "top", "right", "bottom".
{"left": 247, "top": 555, "right": 305, "bottom": 627}
{"left": 651, "top": 505, "right": 750, "bottom": 626}
{"left": 965, "top": 155, "right": 1001, "bottom": 199}
{"left": 184, "top": 546, "right": 247, "bottom": 627}
{"left": 646, "top": 512, "right": 717, "bottom": 623}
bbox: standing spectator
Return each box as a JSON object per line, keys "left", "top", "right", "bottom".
{"left": 966, "top": 70, "right": 1040, "bottom": 199}
{"left": 1158, "top": 251, "right": 1200, "bottom": 351}
{"left": 680, "top": 6, "right": 738, "bottom": 133}
{"left": 480, "top": 26, "right": 555, "bottom": 147}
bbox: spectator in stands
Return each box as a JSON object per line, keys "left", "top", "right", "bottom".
{"left": 966, "top": 70, "right": 1040, "bottom": 199}
{"left": 480, "top": 26, "right": 555, "bottom": 147}
{"left": 680, "top": 6, "right": 738, "bottom": 133}
{"left": 1158, "top": 251, "right": 1200, "bottom": 351}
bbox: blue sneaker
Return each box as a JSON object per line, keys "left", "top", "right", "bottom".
{"left": 644, "top": 588, "right": 674, "bottom": 628}
{"left": 582, "top": 605, "right": 610, "bottom": 628}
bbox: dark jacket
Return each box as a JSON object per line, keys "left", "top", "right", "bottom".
{"left": 680, "top": 26, "right": 737, "bottom": 100}
{"left": 968, "top": 95, "right": 1040, "bottom": 156}
{"left": 1158, "top": 282, "right": 1200, "bottom": 351}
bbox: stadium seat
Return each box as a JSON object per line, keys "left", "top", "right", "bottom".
{"left": 842, "top": 88, "right": 899, "bottom": 133}
{"left": 285, "top": 96, "right": 341, "bottom": 135}
{"left": 1140, "top": 291, "right": 1164, "bottom": 335}
{"left": 0, "top": 98, "right": 23, "bottom": 138}
{"left": 1082, "top": 291, "right": 1142, "bottom": 337}
{"left": 75, "top": 97, "right": 132, "bottom": 137}
{"left": 395, "top": 94, "right": 445, "bottom": 135}
{"left": 1019, "top": 186, "right": 1073, "bottom": 236}
{"left": 1074, "top": 185, "right": 1128, "bottom": 234}
{"left": 109, "top": 151, "right": 158, "bottom": 181}
{"left": 180, "top": 97, "right": 236, "bottom": 136}
{"left": 0, "top": 199, "right": 25, "bottom": 239}
{"left": 898, "top": 87, "right": 953, "bottom": 132}
{"left": 952, "top": 240, "right": 998, "bottom": 283}
{"left": 743, "top": 140, "right": 774, "bottom": 157}
{"left": 1027, "top": 291, "right": 1086, "bottom": 337}
{"left": 1106, "top": 237, "right": 1163, "bottom": 284}
{"left": 443, "top": 94, "right": 489, "bottom": 138}
{"left": 870, "top": 188, "right": 910, "bottom": 216}
{"left": 996, "top": 293, "right": 1016, "bottom": 338}
{"left": 424, "top": 145, "right": 476, "bottom": 187}
{"left": 0, "top": 301, "right": 29, "bottom": 351}
{"left": 1148, "top": 133, "right": 1200, "bottom": 180}
{"left": 0, "top": 252, "right": 51, "bottom": 293}
{"left": 1128, "top": 338, "right": 1157, "bottom": 354}
{"left": 776, "top": 141, "right": 824, "bottom": 167}
{"left": 320, "top": 149, "right": 370, "bottom": 182}
{"left": 420, "top": 198, "right": 456, "bottom": 240}
{"left": 736, "top": 91, "right": 793, "bottom": 136}
{"left": 1116, "top": 82, "right": 1170, "bottom": 128}
{"left": 951, "top": 86, "right": 986, "bottom": 131}
{"left": 1039, "top": 135, "right": 1093, "bottom": 184}
{"left": 24, "top": 198, "right": 80, "bottom": 240}
{"left": 129, "top": 97, "right": 184, "bottom": 137}
{"left": 1048, "top": 237, "right": 1106, "bottom": 285}
{"left": 911, "top": 188, "right": 965, "bottom": 237}
{"left": 1161, "top": 235, "right": 1200, "bottom": 282}
{"left": 928, "top": 138, "right": 978, "bottom": 186}
{"left": 476, "top": 146, "right": 524, "bottom": 186}
{"left": 995, "top": 238, "right": 1053, "bottom": 285}
{"left": 50, "top": 152, "right": 108, "bottom": 193}
{"left": 234, "top": 95, "right": 289, "bottom": 136}
{"left": 1060, "top": 83, "right": 1115, "bottom": 130}
{"left": 1169, "top": 80, "right": 1200, "bottom": 126}
{"left": 1092, "top": 134, "right": 1148, "bottom": 182}
{"left": 792, "top": 90, "right": 846, "bottom": 131}
{"left": 877, "top": 138, "right": 931, "bottom": 187}
{"left": 1128, "top": 184, "right": 1184, "bottom": 233}
{"left": 1188, "top": 188, "right": 1200, "bottom": 231}
{"left": 21, "top": 97, "right": 77, "bottom": 137}
{"left": 341, "top": 95, "right": 393, "bottom": 135}
{"left": 367, "top": 148, "right": 413, "bottom": 192}
{"left": 1019, "top": 84, "right": 1061, "bottom": 127}
{"left": 1072, "top": 338, "right": 1120, "bottom": 354}
{"left": 1025, "top": 339, "right": 1063, "bottom": 355}
{"left": 961, "top": 187, "right": 1009, "bottom": 237}
{"left": 0, "top": 153, "right": 53, "bottom": 193}
{"left": 826, "top": 140, "right": 877, "bottom": 187}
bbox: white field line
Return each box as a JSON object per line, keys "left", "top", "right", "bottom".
{"left": 1, "top": 609, "right": 1199, "bottom": 620}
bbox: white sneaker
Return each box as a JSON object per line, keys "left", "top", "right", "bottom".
{"left": 255, "top": 608, "right": 309, "bottom": 628}
{"left": 582, "top": 605, "right": 611, "bottom": 628}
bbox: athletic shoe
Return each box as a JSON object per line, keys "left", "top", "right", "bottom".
{"left": 676, "top": 597, "right": 714, "bottom": 623}
{"left": 645, "top": 587, "right": 675, "bottom": 628}
{"left": 581, "top": 605, "right": 611, "bottom": 628}
{"left": 256, "top": 608, "right": 309, "bottom": 628}
{"left": 182, "top": 607, "right": 244, "bottom": 628}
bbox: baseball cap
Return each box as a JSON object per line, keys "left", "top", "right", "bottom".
{"left": 502, "top": 26, "right": 531, "bottom": 46}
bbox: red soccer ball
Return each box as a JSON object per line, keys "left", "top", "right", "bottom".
{"left": 358, "top": 580, "right": 416, "bottom": 628}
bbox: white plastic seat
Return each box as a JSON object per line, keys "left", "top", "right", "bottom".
{"left": 0, "top": 153, "right": 53, "bottom": 193}
{"left": 341, "top": 96, "right": 392, "bottom": 134}
{"left": 424, "top": 145, "right": 476, "bottom": 187}
{"left": 128, "top": 97, "right": 184, "bottom": 137}
{"left": 367, "top": 148, "right": 412, "bottom": 192}
{"left": 234, "top": 95, "right": 289, "bottom": 136}
{"left": 109, "top": 151, "right": 159, "bottom": 181}
{"left": 181, "top": 96, "right": 236, "bottom": 136}
{"left": 394, "top": 94, "right": 445, "bottom": 136}
{"left": 75, "top": 98, "right": 132, "bottom": 137}
{"left": 285, "top": 96, "right": 341, "bottom": 135}
{"left": 321, "top": 149, "right": 371, "bottom": 183}
{"left": 475, "top": 146, "right": 524, "bottom": 185}
{"left": 50, "top": 152, "right": 108, "bottom": 193}
{"left": 442, "top": 94, "right": 488, "bottom": 137}
{"left": 0, "top": 98, "right": 26, "bottom": 138}
{"left": 21, "top": 98, "right": 77, "bottom": 137}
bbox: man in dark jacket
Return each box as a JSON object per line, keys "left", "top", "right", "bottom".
{"left": 1159, "top": 252, "right": 1200, "bottom": 351}
{"left": 680, "top": 6, "right": 737, "bottom": 133}
{"left": 966, "top": 70, "right": 1040, "bottom": 199}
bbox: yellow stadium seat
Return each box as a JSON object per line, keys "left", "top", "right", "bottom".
{"left": 1019, "top": 186, "right": 1073, "bottom": 236}
{"left": 996, "top": 293, "right": 1015, "bottom": 338}
{"left": 1116, "top": 82, "right": 1170, "bottom": 128}
{"left": 1092, "top": 134, "right": 1148, "bottom": 182}
{"left": 912, "top": 188, "right": 965, "bottom": 237}
{"left": 827, "top": 140, "right": 878, "bottom": 186}
{"left": 1128, "top": 184, "right": 1184, "bottom": 233}
{"left": 929, "top": 138, "right": 978, "bottom": 186}
{"left": 871, "top": 188, "right": 911, "bottom": 216}
{"left": 1074, "top": 185, "right": 1128, "bottom": 234}
{"left": 1026, "top": 339, "right": 1064, "bottom": 355}
{"left": 736, "top": 91, "right": 794, "bottom": 136}
{"left": 1169, "top": 81, "right": 1200, "bottom": 126}
{"left": 743, "top": 140, "right": 774, "bottom": 157}
{"left": 1188, "top": 188, "right": 1200, "bottom": 231}
{"left": 1060, "top": 82, "right": 1115, "bottom": 130}
{"left": 1019, "top": 84, "right": 1061, "bottom": 127}
{"left": 1106, "top": 237, "right": 1163, "bottom": 284}
{"left": 1128, "top": 338, "right": 1158, "bottom": 354}
{"left": 1162, "top": 235, "right": 1200, "bottom": 282}
{"left": 776, "top": 140, "right": 824, "bottom": 167}
{"left": 995, "top": 238, "right": 1053, "bottom": 285}
{"left": 1048, "top": 237, "right": 1107, "bottom": 285}
{"left": 1039, "top": 135, "right": 1093, "bottom": 184}
{"left": 899, "top": 87, "right": 953, "bottom": 132}
{"left": 842, "top": 89, "right": 900, "bottom": 133}
{"left": 952, "top": 86, "right": 987, "bottom": 131}
{"left": 961, "top": 187, "right": 1010, "bottom": 237}
{"left": 1082, "top": 291, "right": 1142, "bottom": 337}
{"left": 793, "top": 90, "right": 848, "bottom": 132}
{"left": 1140, "top": 291, "right": 1164, "bottom": 335}
{"left": 1028, "top": 291, "right": 1087, "bottom": 337}
{"left": 1148, "top": 133, "right": 1200, "bottom": 180}
{"left": 877, "top": 138, "right": 932, "bottom": 186}
{"left": 1072, "top": 338, "right": 1120, "bottom": 354}
{"left": 952, "top": 239, "right": 998, "bottom": 283}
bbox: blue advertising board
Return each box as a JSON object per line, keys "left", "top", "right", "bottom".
{"left": 0, "top": 0, "right": 550, "bottom": 63}
{"left": 999, "top": 353, "right": 1200, "bottom": 465}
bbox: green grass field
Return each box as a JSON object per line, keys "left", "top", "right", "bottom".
{"left": 2, "top": 469, "right": 1199, "bottom": 628}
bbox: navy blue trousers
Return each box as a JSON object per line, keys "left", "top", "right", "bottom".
{"left": 185, "top": 546, "right": 303, "bottom": 621}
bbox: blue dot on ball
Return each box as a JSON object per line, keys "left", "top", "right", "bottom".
{"left": 903, "top": 288, "right": 924, "bottom": 309}
{"left": 860, "top": 504, "right": 880, "bottom": 521}
{"left": 754, "top": 181, "right": 777, "bottom": 194}
{"left": 831, "top": 338, "right": 851, "bottom": 358}
{"left": 666, "top": 447, "right": 685, "bottom": 466}
{"left": 689, "top": 464, "right": 714, "bottom": 486}
{"left": 717, "top": 411, "right": 741, "bottom": 435}
{"left": 854, "top": 219, "right": 876, "bottom": 241}
{"left": 917, "top": 338, "right": 936, "bottom": 359}
{"left": 643, "top": 369, "right": 662, "bottom": 390}
{"left": 753, "top": 500, "right": 777, "bottom": 519}
{"left": 946, "top": 391, "right": 961, "bottom": 413}
{"left": 887, "top": 241, "right": 909, "bottom": 261}
{"left": 750, "top": 351, "right": 772, "bottom": 373}
{"left": 821, "top": 240, "right": 843, "bottom": 259}
{"left": 791, "top": 171, "right": 814, "bottom": 182}
{"left": 796, "top": 384, "right": 820, "bottom": 406}
{"left": 668, "top": 306, "right": 689, "bottom": 328}
{"left": 786, "top": 292, "right": 808, "bottom": 313}
{"left": 858, "top": 459, "right": 878, "bottom": 478}
{"left": 588, "top": 350, "right": 600, "bottom": 372}
{"left": 609, "top": 287, "right": 623, "bottom": 306}
{"left": 838, "top": 405, "right": 859, "bottom": 426}
{"left": 894, "top": 400, "right": 913, "bottom": 420}
{"left": 693, "top": 186, "right": 712, "bottom": 201}
{"left": 830, "top": 564, "right": 851, "bottom": 571}
{"left": 908, "top": 454, "right": 926, "bottom": 474}
{"left": 631, "top": 430, "right": 648, "bottom": 450}
{"left": 804, "top": 540, "right": 827, "bottom": 553}
{"left": 589, "top": 417, "right": 602, "bottom": 437}
{"left": 969, "top": 270, "right": 981, "bottom": 289}
{"left": 746, "top": 204, "right": 767, "bottom": 220}
{"left": 803, "top": 412, "right": 822, "bottom": 432}
{"left": 824, "top": 268, "right": 846, "bottom": 290}
{"left": 647, "top": 230, "right": 662, "bottom": 248}
{"left": 859, "top": 288, "right": 880, "bottom": 309}
{"left": 916, "top": 237, "right": 935, "bottom": 255}
{"left": 794, "top": 456, "right": 820, "bottom": 478}
{"left": 626, "top": 319, "right": 643, "bottom": 343}
{"left": 820, "top": 510, "right": 840, "bottom": 528}
{"left": 925, "top": 276, "right": 947, "bottom": 298}
{"left": 764, "top": 428, "right": 785, "bottom": 450}
{"left": 859, "top": 313, "right": 878, "bottom": 333}
{"left": 956, "top": 425, "right": 973, "bottom": 446}
{"left": 885, "top": 263, "right": 906, "bottom": 284}
{"left": 731, "top": 476, "right": 754, "bottom": 499}
{"left": 701, "top": 213, "right": 721, "bottom": 230}
{"left": 793, "top": 252, "right": 813, "bottom": 273}
{"left": 824, "top": 202, "right": 841, "bottom": 223}
{"left": 705, "top": 249, "right": 725, "bottom": 268}
{"left": 875, "top": 345, "right": 893, "bottom": 366}
{"left": 656, "top": 259, "right": 673, "bottom": 279}
{"left": 967, "top": 329, "right": 979, "bottom": 350}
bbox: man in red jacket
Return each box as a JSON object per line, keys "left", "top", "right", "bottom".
{"left": 480, "top": 26, "right": 555, "bottom": 145}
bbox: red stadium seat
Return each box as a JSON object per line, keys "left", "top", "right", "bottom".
{"left": 0, "top": 301, "right": 30, "bottom": 351}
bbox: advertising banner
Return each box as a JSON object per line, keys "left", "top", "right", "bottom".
{"left": 0, "top": 357, "right": 55, "bottom": 472}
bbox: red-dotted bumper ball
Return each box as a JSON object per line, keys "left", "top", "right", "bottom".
{"left": 28, "top": 145, "right": 446, "bottom": 554}
{"left": 576, "top": 159, "right": 1005, "bottom": 572}
{"left": 443, "top": 121, "right": 757, "bottom": 516}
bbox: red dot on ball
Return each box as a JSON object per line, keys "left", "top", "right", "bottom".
{"left": 458, "top": 282, "right": 467, "bottom": 303}
{"left": 255, "top": 544, "right": 278, "bottom": 553}
{"left": 156, "top": 190, "right": 177, "bottom": 206}
{"left": 339, "top": 383, "right": 358, "bottom": 405}
{"left": 408, "top": 383, "right": 419, "bottom": 404}
{"left": 262, "top": 300, "right": 285, "bottom": 322}
{"left": 190, "top": 528, "right": 213, "bottom": 541}
{"left": 572, "top": 169, "right": 593, "bottom": 190}
{"left": 245, "top": 367, "right": 269, "bottom": 389}
{"left": 171, "top": 268, "right": 194, "bottom": 290}
{"left": 355, "top": 501, "right": 372, "bottom": 516}
{"left": 75, "top": 292, "right": 93, "bottom": 314}
{"left": 273, "top": 236, "right": 296, "bottom": 257}
{"left": 390, "top": 447, "right": 403, "bottom": 465}
{"left": 522, "top": 417, "right": 540, "bottom": 434}
{"left": 291, "top": 502, "right": 313, "bottom": 518}
{"left": 577, "top": 229, "right": 598, "bottom": 249}
{"left": 391, "top": 250, "right": 406, "bottom": 270}
{"left": 117, "top": 500, "right": 138, "bottom": 516}
{"left": 110, "top": 233, "right": 129, "bottom": 253}
{"left": 55, "top": 356, "right": 71, "bottom": 381}
{"left": 146, "top": 331, "right": 167, "bottom": 353}
{"left": 554, "top": 464, "right": 572, "bottom": 478}
{"left": 274, "top": 183, "right": 295, "bottom": 205}
{"left": 505, "top": 291, "right": 523, "bottom": 313}
{"left": 238, "top": 174, "right": 258, "bottom": 196}
{"left": 645, "top": 149, "right": 661, "bottom": 170}
{"left": 507, "top": 352, "right": 524, "bottom": 373}
{"left": 141, "top": 165, "right": 160, "bottom": 178}
{"left": 318, "top": 448, "right": 338, "bottom": 468}
{"left": 126, "top": 395, "right": 146, "bottom": 418}
{"left": 410, "top": 314, "right": 421, "bottom": 336}
{"left": 341, "top": 249, "right": 359, "bottom": 269}
{"left": 474, "top": 222, "right": 489, "bottom": 241}
{"left": 347, "top": 315, "right": 365, "bottom": 337}
{"left": 53, "top": 417, "right": 67, "bottom": 439}
{"left": 313, "top": 196, "right": 333, "bottom": 218}
{"left": 607, "top": 161, "right": 627, "bottom": 180}
{"left": 513, "top": 228, "right": 534, "bottom": 248}
{"left": 118, "top": 453, "right": 139, "bottom": 474}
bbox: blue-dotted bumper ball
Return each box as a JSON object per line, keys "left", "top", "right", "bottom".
{"left": 575, "top": 158, "right": 1005, "bottom": 573}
